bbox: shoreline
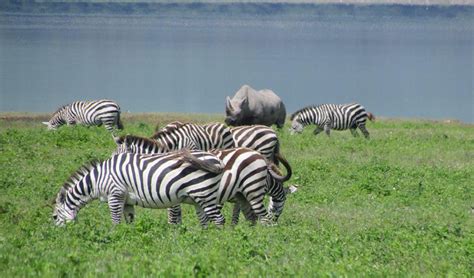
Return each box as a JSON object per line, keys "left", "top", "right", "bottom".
{"left": 28, "top": 1, "right": 474, "bottom": 6}
{"left": 0, "top": 112, "right": 470, "bottom": 126}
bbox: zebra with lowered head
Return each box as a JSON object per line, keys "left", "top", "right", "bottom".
{"left": 42, "top": 99, "right": 123, "bottom": 134}
{"left": 52, "top": 150, "right": 226, "bottom": 227}
{"left": 290, "top": 103, "right": 375, "bottom": 138}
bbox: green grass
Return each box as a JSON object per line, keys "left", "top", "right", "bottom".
{"left": 0, "top": 113, "right": 473, "bottom": 276}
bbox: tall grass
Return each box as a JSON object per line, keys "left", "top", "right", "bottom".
{"left": 0, "top": 113, "right": 472, "bottom": 276}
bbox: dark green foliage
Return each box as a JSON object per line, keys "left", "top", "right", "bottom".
{"left": 0, "top": 114, "right": 472, "bottom": 276}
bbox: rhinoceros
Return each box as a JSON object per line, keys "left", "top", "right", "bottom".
{"left": 225, "top": 85, "right": 286, "bottom": 128}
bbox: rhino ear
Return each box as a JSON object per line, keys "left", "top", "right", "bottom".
{"left": 226, "top": 96, "right": 234, "bottom": 112}
{"left": 239, "top": 96, "right": 248, "bottom": 108}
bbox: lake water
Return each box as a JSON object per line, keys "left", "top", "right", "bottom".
{"left": 0, "top": 4, "right": 472, "bottom": 122}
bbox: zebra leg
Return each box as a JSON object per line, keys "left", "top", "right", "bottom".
{"left": 313, "top": 126, "right": 324, "bottom": 136}
{"left": 103, "top": 120, "right": 115, "bottom": 133}
{"left": 231, "top": 202, "right": 241, "bottom": 225}
{"left": 350, "top": 128, "right": 359, "bottom": 137}
{"left": 324, "top": 125, "right": 331, "bottom": 136}
{"left": 108, "top": 192, "right": 126, "bottom": 225}
{"left": 123, "top": 204, "right": 135, "bottom": 224}
{"left": 238, "top": 199, "right": 258, "bottom": 225}
{"left": 167, "top": 205, "right": 182, "bottom": 225}
{"left": 189, "top": 195, "right": 225, "bottom": 227}
{"left": 246, "top": 198, "right": 270, "bottom": 225}
{"left": 358, "top": 124, "right": 370, "bottom": 139}
{"left": 232, "top": 194, "right": 257, "bottom": 225}
{"left": 194, "top": 206, "right": 210, "bottom": 228}
{"left": 204, "top": 203, "right": 225, "bottom": 227}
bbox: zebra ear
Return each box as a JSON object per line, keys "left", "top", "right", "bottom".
{"left": 288, "top": 185, "right": 298, "bottom": 194}
{"left": 56, "top": 188, "right": 67, "bottom": 204}
{"left": 42, "top": 121, "right": 49, "bottom": 126}
{"left": 113, "top": 135, "right": 123, "bottom": 145}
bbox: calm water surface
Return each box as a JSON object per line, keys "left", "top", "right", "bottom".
{"left": 0, "top": 4, "right": 472, "bottom": 122}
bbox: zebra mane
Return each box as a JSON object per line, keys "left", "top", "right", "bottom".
{"left": 290, "top": 105, "right": 322, "bottom": 120}
{"left": 52, "top": 103, "right": 70, "bottom": 116}
{"left": 117, "top": 134, "right": 167, "bottom": 151}
{"left": 57, "top": 161, "right": 100, "bottom": 204}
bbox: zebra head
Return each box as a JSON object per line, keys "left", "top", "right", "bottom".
{"left": 42, "top": 121, "right": 56, "bottom": 130}
{"left": 289, "top": 117, "right": 304, "bottom": 134}
{"left": 43, "top": 105, "right": 69, "bottom": 130}
{"left": 52, "top": 187, "right": 77, "bottom": 227}
{"left": 52, "top": 162, "right": 98, "bottom": 226}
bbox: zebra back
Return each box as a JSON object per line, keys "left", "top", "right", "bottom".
{"left": 230, "top": 125, "right": 280, "bottom": 163}
{"left": 202, "top": 122, "right": 235, "bottom": 149}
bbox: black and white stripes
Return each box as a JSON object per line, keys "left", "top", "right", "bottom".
{"left": 52, "top": 151, "right": 226, "bottom": 227}
{"left": 43, "top": 100, "right": 123, "bottom": 133}
{"left": 290, "top": 103, "right": 374, "bottom": 138}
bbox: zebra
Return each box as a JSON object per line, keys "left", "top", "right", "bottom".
{"left": 42, "top": 100, "right": 123, "bottom": 134}
{"left": 113, "top": 136, "right": 294, "bottom": 225}
{"left": 151, "top": 121, "right": 233, "bottom": 151}
{"left": 52, "top": 150, "right": 227, "bottom": 227}
{"left": 290, "top": 103, "right": 375, "bottom": 138}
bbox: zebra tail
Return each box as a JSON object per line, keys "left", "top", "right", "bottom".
{"left": 269, "top": 153, "right": 292, "bottom": 182}
{"left": 179, "top": 150, "right": 224, "bottom": 174}
{"left": 367, "top": 112, "right": 376, "bottom": 122}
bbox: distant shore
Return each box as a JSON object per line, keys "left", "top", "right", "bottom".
{"left": 0, "top": 113, "right": 470, "bottom": 126}
{"left": 12, "top": 0, "right": 474, "bottom": 5}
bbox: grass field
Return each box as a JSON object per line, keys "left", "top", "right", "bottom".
{"left": 0, "top": 113, "right": 472, "bottom": 276}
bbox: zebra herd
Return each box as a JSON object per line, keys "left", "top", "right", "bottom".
{"left": 49, "top": 99, "right": 373, "bottom": 227}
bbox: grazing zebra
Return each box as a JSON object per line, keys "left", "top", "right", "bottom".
{"left": 52, "top": 151, "right": 226, "bottom": 227}
{"left": 42, "top": 100, "right": 123, "bottom": 133}
{"left": 290, "top": 103, "right": 374, "bottom": 138}
{"left": 114, "top": 136, "right": 294, "bottom": 225}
